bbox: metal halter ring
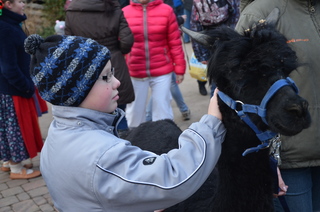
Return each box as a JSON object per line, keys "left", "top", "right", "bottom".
{"left": 234, "top": 100, "right": 244, "bottom": 113}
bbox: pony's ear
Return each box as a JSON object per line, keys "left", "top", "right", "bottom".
{"left": 180, "top": 26, "right": 211, "bottom": 47}
{"left": 265, "top": 7, "right": 280, "bottom": 26}
{"left": 180, "top": 25, "right": 239, "bottom": 48}
{"left": 180, "top": 7, "right": 280, "bottom": 46}
{"left": 246, "top": 7, "right": 280, "bottom": 38}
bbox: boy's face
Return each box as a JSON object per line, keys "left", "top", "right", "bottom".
{"left": 79, "top": 61, "right": 121, "bottom": 113}
{"left": 5, "top": 0, "right": 25, "bottom": 15}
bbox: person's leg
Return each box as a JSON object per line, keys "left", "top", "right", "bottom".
{"left": 0, "top": 112, "right": 19, "bottom": 173}
{"left": 145, "top": 98, "right": 152, "bottom": 122}
{"left": 150, "top": 73, "right": 173, "bottom": 121}
{"left": 183, "top": 9, "right": 191, "bottom": 43}
{"left": 0, "top": 94, "right": 29, "bottom": 165}
{"left": 126, "top": 78, "right": 150, "bottom": 128}
{"left": 170, "top": 73, "right": 190, "bottom": 120}
{"left": 171, "top": 73, "right": 188, "bottom": 112}
{"left": 198, "top": 80, "right": 207, "bottom": 96}
{"left": 8, "top": 158, "right": 41, "bottom": 180}
{"left": 312, "top": 166, "right": 320, "bottom": 211}
{"left": 0, "top": 94, "right": 40, "bottom": 179}
{"left": 275, "top": 168, "right": 313, "bottom": 212}
{"left": 175, "top": 4, "right": 184, "bottom": 16}
{"left": 0, "top": 97, "right": 11, "bottom": 172}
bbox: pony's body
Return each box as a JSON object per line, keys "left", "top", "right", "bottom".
{"left": 193, "top": 13, "right": 311, "bottom": 211}
{"left": 127, "top": 11, "right": 311, "bottom": 211}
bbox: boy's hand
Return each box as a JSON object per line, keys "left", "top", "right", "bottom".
{"left": 208, "top": 88, "right": 222, "bottom": 120}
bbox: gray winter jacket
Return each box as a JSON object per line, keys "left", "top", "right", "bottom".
{"left": 40, "top": 106, "right": 225, "bottom": 211}
{"left": 235, "top": 0, "right": 320, "bottom": 169}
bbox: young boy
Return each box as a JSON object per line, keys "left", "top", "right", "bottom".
{"left": 24, "top": 34, "right": 226, "bottom": 212}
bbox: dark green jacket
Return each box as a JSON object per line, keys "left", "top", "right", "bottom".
{"left": 235, "top": 0, "right": 320, "bottom": 169}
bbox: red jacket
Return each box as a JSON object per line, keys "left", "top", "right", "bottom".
{"left": 123, "top": 0, "right": 186, "bottom": 78}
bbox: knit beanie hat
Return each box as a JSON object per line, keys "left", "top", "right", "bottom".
{"left": 24, "top": 34, "right": 111, "bottom": 106}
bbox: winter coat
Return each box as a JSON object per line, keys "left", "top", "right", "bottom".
{"left": 190, "top": 0, "right": 240, "bottom": 62}
{"left": 65, "top": 0, "right": 135, "bottom": 105}
{"left": 173, "top": 0, "right": 183, "bottom": 8}
{"left": 0, "top": 8, "right": 35, "bottom": 98}
{"left": 235, "top": 0, "right": 320, "bottom": 169}
{"left": 41, "top": 105, "right": 225, "bottom": 212}
{"left": 122, "top": 0, "right": 186, "bottom": 78}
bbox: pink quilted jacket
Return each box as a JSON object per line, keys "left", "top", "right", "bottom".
{"left": 123, "top": 0, "right": 186, "bottom": 78}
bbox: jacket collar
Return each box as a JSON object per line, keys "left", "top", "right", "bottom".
{"left": 0, "top": 8, "right": 26, "bottom": 25}
{"left": 131, "top": 0, "right": 162, "bottom": 7}
{"left": 51, "top": 105, "right": 124, "bottom": 133}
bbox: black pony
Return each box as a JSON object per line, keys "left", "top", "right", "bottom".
{"left": 181, "top": 8, "right": 311, "bottom": 211}
{"left": 127, "top": 9, "right": 311, "bottom": 212}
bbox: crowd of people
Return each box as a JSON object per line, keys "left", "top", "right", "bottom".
{"left": 0, "top": 0, "right": 319, "bottom": 211}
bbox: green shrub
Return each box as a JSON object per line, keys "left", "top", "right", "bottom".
{"left": 36, "top": 26, "right": 56, "bottom": 38}
{"left": 37, "top": 0, "right": 65, "bottom": 37}
{"left": 43, "top": 0, "right": 66, "bottom": 21}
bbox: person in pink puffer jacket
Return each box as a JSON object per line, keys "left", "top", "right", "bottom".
{"left": 123, "top": 0, "right": 186, "bottom": 128}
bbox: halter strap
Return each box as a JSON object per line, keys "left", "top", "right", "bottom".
{"left": 217, "top": 77, "right": 299, "bottom": 156}
{"left": 260, "top": 77, "right": 299, "bottom": 124}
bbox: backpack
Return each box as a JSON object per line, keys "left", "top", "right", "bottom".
{"left": 193, "top": 0, "right": 232, "bottom": 26}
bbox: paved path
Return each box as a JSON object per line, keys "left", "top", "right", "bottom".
{"left": 0, "top": 42, "right": 211, "bottom": 211}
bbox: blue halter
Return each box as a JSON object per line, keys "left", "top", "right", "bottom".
{"left": 217, "top": 77, "right": 299, "bottom": 156}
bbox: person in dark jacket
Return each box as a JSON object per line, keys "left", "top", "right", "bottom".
{"left": 65, "top": 0, "right": 134, "bottom": 136}
{"left": 0, "top": 0, "right": 42, "bottom": 179}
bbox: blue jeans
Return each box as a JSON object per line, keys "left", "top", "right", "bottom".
{"left": 146, "top": 73, "right": 189, "bottom": 121}
{"left": 274, "top": 167, "right": 320, "bottom": 212}
{"left": 183, "top": 9, "right": 191, "bottom": 43}
{"left": 198, "top": 80, "right": 216, "bottom": 98}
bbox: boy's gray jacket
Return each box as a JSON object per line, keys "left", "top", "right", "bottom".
{"left": 235, "top": 0, "right": 320, "bottom": 169}
{"left": 41, "top": 106, "right": 225, "bottom": 212}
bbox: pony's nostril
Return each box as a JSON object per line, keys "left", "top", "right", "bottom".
{"left": 286, "top": 104, "right": 303, "bottom": 117}
{"left": 302, "top": 100, "right": 309, "bottom": 110}
{"left": 286, "top": 101, "right": 308, "bottom": 117}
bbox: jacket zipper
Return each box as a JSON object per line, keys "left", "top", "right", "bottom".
{"left": 309, "top": 0, "right": 315, "bottom": 13}
{"left": 143, "top": 5, "right": 151, "bottom": 77}
{"left": 309, "top": 0, "right": 320, "bottom": 34}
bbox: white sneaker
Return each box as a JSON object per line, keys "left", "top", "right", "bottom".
{"left": 182, "top": 109, "right": 191, "bottom": 121}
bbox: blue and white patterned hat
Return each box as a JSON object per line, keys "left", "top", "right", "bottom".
{"left": 24, "top": 34, "right": 111, "bottom": 106}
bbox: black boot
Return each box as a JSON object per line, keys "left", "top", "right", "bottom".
{"left": 198, "top": 80, "right": 207, "bottom": 96}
